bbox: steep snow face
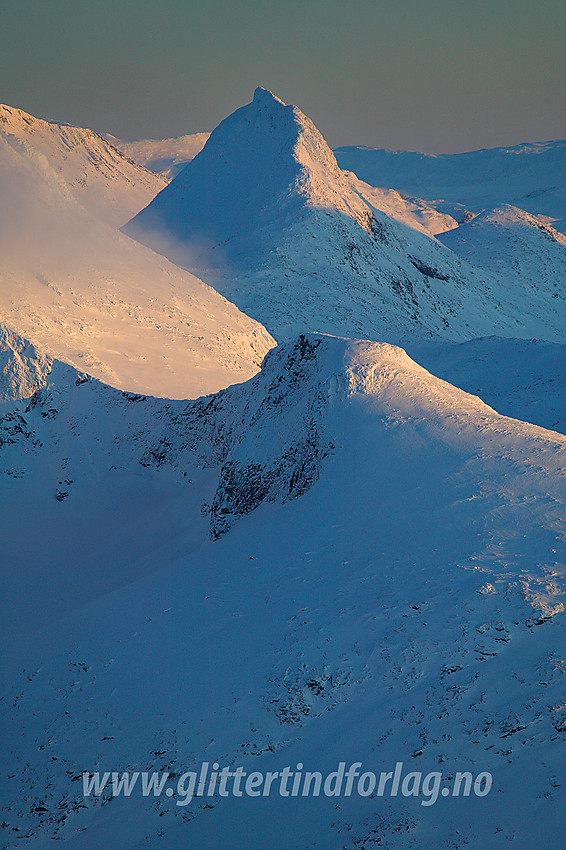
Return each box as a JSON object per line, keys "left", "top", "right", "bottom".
{"left": 1, "top": 332, "right": 565, "bottom": 848}
{"left": 335, "top": 139, "right": 566, "bottom": 235}
{"left": 125, "top": 90, "right": 566, "bottom": 346}
{"left": 438, "top": 204, "right": 566, "bottom": 299}
{"left": 0, "top": 133, "right": 274, "bottom": 399}
{"left": 106, "top": 131, "right": 211, "bottom": 181}
{"left": 0, "top": 104, "right": 165, "bottom": 227}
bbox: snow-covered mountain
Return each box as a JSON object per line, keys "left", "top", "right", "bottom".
{"left": 125, "top": 88, "right": 566, "bottom": 345}
{"left": 2, "top": 87, "right": 566, "bottom": 850}
{"left": 335, "top": 139, "right": 566, "bottom": 235}
{"left": 0, "top": 129, "right": 274, "bottom": 398}
{"left": 1, "top": 332, "right": 565, "bottom": 848}
{"left": 0, "top": 104, "right": 165, "bottom": 227}
{"left": 437, "top": 204, "right": 566, "bottom": 296}
{"left": 106, "top": 131, "right": 210, "bottom": 181}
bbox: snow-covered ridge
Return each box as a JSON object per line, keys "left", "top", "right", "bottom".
{"left": 3, "top": 329, "right": 564, "bottom": 539}
{"left": 438, "top": 204, "right": 566, "bottom": 298}
{"left": 2, "top": 330, "right": 566, "bottom": 848}
{"left": 443, "top": 203, "right": 566, "bottom": 247}
{"left": 346, "top": 177, "right": 459, "bottom": 236}
{"left": 0, "top": 103, "right": 165, "bottom": 226}
{"left": 0, "top": 332, "right": 340, "bottom": 538}
{"left": 468, "top": 204, "right": 566, "bottom": 243}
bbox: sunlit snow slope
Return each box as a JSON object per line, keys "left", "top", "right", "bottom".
{"left": 0, "top": 104, "right": 166, "bottom": 227}
{"left": 1, "top": 333, "right": 564, "bottom": 848}
{"left": 126, "top": 89, "right": 566, "bottom": 345}
{"left": 0, "top": 130, "right": 274, "bottom": 399}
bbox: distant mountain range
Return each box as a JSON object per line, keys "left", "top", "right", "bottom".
{"left": 335, "top": 139, "right": 566, "bottom": 235}
{"left": 105, "top": 131, "right": 211, "bottom": 181}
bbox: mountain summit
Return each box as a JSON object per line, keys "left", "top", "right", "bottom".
{"left": 126, "top": 87, "right": 373, "bottom": 250}
{"left": 2, "top": 329, "right": 566, "bottom": 847}
{"left": 125, "top": 90, "right": 566, "bottom": 345}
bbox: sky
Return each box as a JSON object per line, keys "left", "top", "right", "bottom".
{"left": 1, "top": 0, "right": 565, "bottom": 153}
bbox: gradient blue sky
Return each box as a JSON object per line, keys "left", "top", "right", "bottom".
{"left": 1, "top": 0, "right": 565, "bottom": 152}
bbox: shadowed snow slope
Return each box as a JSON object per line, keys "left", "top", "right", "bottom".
{"left": 125, "top": 89, "right": 566, "bottom": 345}
{"left": 0, "top": 131, "right": 274, "bottom": 398}
{"left": 0, "top": 104, "right": 165, "bottom": 227}
{"left": 335, "top": 139, "right": 566, "bottom": 235}
{"left": 408, "top": 336, "right": 566, "bottom": 436}
{"left": 1, "top": 332, "right": 565, "bottom": 848}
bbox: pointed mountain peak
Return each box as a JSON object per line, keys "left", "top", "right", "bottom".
{"left": 126, "top": 88, "right": 372, "bottom": 251}
{"left": 252, "top": 86, "right": 285, "bottom": 106}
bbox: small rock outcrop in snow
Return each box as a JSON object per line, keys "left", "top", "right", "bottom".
{"left": 0, "top": 326, "right": 52, "bottom": 401}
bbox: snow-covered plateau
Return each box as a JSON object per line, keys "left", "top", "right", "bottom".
{"left": 1, "top": 88, "right": 565, "bottom": 849}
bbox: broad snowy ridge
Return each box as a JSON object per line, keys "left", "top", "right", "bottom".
{"left": 1, "top": 330, "right": 565, "bottom": 847}
{"left": 438, "top": 204, "right": 566, "bottom": 298}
